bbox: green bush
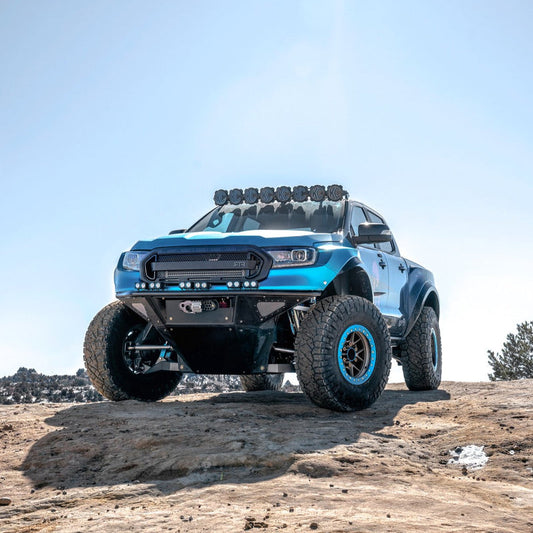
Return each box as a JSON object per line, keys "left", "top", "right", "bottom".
{"left": 488, "top": 322, "right": 533, "bottom": 380}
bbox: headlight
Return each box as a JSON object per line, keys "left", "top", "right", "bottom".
{"left": 267, "top": 248, "right": 317, "bottom": 268}
{"left": 122, "top": 251, "right": 149, "bottom": 271}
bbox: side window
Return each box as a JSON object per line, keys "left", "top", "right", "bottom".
{"left": 366, "top": 211, "right": 382, "bottom": 224}
{"left": 366, "top": 211, "right": 394, "bottom": 253}
{"left": 350, "top": 206, "right": 367, "bottom": 236}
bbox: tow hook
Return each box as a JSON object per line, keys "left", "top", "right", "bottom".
{"left": 179, "top": 300, "right": 203, "bottom": 314}
{"left": 179, "top": 299, "right": 219, "bottom": 314}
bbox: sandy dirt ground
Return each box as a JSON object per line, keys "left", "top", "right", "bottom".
{"left": 0, "top": 380, "right": 532, "bottom": 532}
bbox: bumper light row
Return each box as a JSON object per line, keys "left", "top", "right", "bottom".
{"left": 227, "top": 280, "right": 258, "bottom": 288}
{"left": 135, "top": 280, "right": 259, "bottom": 291}
{"left": 179, "top": 281, "right": 209, "bottom": 289}
{"left": 135, "top": 282, "right": 162, "bottom": 290}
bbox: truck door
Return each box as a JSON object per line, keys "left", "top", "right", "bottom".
{"left": 349, "top": 206, "right": 389, "bottom": 311}
{"left": 365, "top": 210, "right": 408, "bottom": 336}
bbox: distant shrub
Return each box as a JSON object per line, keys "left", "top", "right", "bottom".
{"left": 0, "top": 368, "right": 103, "bottom": 404}
{"left": 488, "top": 321, "right": 533, "bottom": 380}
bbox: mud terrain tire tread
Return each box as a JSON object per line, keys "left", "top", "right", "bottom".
{"left": 294, "top": 295, "right": 391, "bottom": 412}
{"left": 84, "top": 301, "right": 181, "bottom": 401}
{"left": 400, "top": 306, "right": 442, "bottom": 391}
{"left": 240, "top": 374, "right": 284, "bottom": 391}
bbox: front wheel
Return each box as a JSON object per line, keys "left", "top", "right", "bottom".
{"left": 294, "top": 296, "right": 392, "bottom": 412}
{"left": 83, "top": 301, "right": 182, "bottom": 401}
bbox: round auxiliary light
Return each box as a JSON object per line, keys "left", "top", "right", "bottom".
{"left": 185, "top": 282, "right": 192, "bottom": 289}
{"left": 234, "top": 281, "right": 240, "bottom": 288}
{"left": 141, "top": 282, "right": 146, "bottom": 289}
{"left": 155, "top": 282, "right": 161, "bottom": 289}
{"left": 179, "top": 282, "right": 185, "bottom": 288}
{"left": 229, "top": 188, "right": 244, "bottom": 205}
{"left": 259, "top": 186, "right": 275, "bottom": 204}
{"left": 201, "top": 282, "right": 208, "bottom": 289}
{"left": 195, "top": 282, "right": 201, "bottom": 289}
{"left": 326, "top": 184, "right": 345, "bottom": 202}
{"left": 292, "top": 185, "right": 309, "bottom": 202}
{"left": 149, "top": 282, "right": 155, "bottom": 289}
{"left": 275, "top": 186, "right": 292, "bottom": 203}
{"left": 227, "top": 281, "right": 234, "bottom": 288}
{"left": 250, "top": 281, "right": 257, "bottom": 288}
{"left": 244, "top": 187, "right": 259, "bottom": 204}
{"left": 309, "top": 185, "right": 326, "bottom": 202}
{"left": 135, "top": 282, "right": 141, "bottom": 289}
{"left": 214, "top": 189, "right": 228, "bottom": 206}
{"left": 244, "top": 281, "right": 250, "bottom": 288}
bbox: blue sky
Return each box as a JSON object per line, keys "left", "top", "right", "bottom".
{"left": 1, "top": 1, "right": 532, "bottom": 381}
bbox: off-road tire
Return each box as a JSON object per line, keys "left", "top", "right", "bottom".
{"left": 83, "top": 301, "right": 182, "bottom": 401}
{"left": 240, "top": 374, "right": 284, "bottom": 392}
{"left": 400, "top": 306, "right": 442, "bottom": 390}
{"left": 294, "top": 295, "right": 391, "bottom": 412}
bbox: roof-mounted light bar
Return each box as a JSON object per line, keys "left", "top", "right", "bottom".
{"left": 213, "top": 185, "right": 348, "bottom": 206}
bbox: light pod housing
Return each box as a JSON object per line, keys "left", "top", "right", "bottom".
{"left": 309, "top": 185, "right": 326, "bottom": 202}
{"left": 292, "top": 185, "right": 309, "bottom": 202}
{"left": 244, "top": 187, "right": 259, "bottom": 204}
{"left": 229, "top": 188, "right": 244, "bottom": 205}
{"left": 260, "top": 186, "right": 275, "bottom": 203}
{"left": 275, "top": 186, "right": 291, "bottom": 203}
{"left": 214, "top": 189, "right": 228, "bottom": 206}
{"left": 326, "top": 184, "right": 345, "bottom": 202}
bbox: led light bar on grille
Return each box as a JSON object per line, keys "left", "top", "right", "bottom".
{"left": 213, "top": 185, "right": 348, "bottom": 206}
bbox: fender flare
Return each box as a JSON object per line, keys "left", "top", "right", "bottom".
{"left": 404, "top": 282, "right": 440, "bottom": 337}
{"left": 322, "top": 256, "right": 374, "bottom": 302}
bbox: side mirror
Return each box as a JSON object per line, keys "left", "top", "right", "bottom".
{"left": 353, "top": 223, "right": 392, "bottom": 244}
{"left": 169, "top": 229, "right": 186, "bottom": 235}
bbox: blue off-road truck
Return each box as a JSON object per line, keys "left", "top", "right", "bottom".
{"left": 84, "top": 185, "right": 441, "bottom": 411}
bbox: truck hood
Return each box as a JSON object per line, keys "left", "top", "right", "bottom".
{"left": 131, "top": 230, "right": 344, "bottom": 251}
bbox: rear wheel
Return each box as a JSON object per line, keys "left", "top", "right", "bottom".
{"left": 240, "top": 374, "right": 284, "bottom": 391}
{"left": 83, "top": 301, "right": 182, "bottom": 401}
{"left": 400, "top": 306, "right": 442, "bottom": 390}
{"left": 295, "top": 295, "right": 391, "bottom": 412}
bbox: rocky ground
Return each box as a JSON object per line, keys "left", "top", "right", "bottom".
{"left": 0, "top": 380, "right": 532, "bottom": 532}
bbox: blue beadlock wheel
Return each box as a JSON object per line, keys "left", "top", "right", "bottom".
{"left": 337, "top": 325, "right": 376, "bottom": 385}
{"left": 294, "top": 295, "right": 392, "bottom": 412}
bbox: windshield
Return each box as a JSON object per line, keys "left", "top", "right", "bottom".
{"left": 188, "top": 200, "right": 346, "bottom": 234}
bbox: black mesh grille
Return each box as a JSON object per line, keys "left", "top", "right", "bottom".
{"left": 157, "top": 252, "right": 251, "bottom": 262}
{"left": 144, "top": 250, "right": 265, "bottom": 282}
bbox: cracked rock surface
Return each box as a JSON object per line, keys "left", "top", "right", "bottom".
{"left": 0, "top": 380, "right": 532, "bottom": 532}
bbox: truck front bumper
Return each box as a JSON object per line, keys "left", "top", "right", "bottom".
{"left": 117, "top": 291, "right": 318, "bottom": 374}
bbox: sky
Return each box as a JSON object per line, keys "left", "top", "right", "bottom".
{"left": 1, "top": 0, "right": 532, "bottom": 382}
